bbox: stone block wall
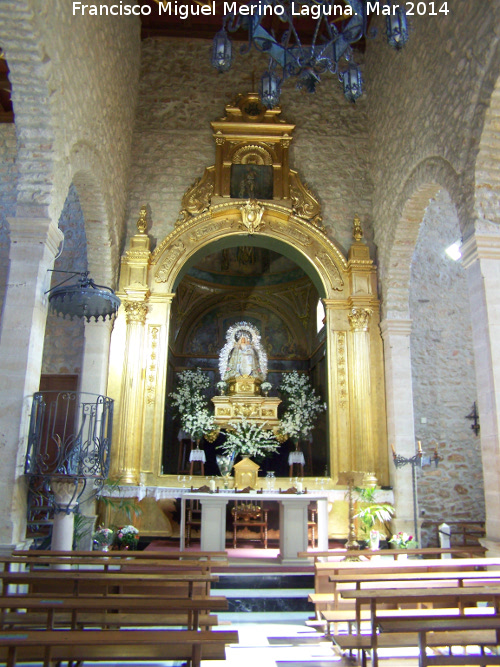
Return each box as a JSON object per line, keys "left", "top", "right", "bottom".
{"left": 125, "top": 38, "right": 373, "bottom": 256}
{"left": 365, "top": 5, "right": 500, "bottom": 315}
{"left": 0, "top": 124, "right": 17, "bottom": 319}
{"left": 409, "top": 189, "right": 484, "bottom": 544}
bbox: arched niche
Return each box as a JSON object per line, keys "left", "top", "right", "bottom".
{"left": 107, "top": 200, "right": 389, "bottom": 489}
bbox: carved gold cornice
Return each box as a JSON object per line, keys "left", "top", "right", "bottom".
{"left": 348, "top": 307, "right": 372, "bottom": 332}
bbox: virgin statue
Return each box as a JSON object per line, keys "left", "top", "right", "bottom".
{"left": 219, "top": 322, "right": 267, "bottom": 382}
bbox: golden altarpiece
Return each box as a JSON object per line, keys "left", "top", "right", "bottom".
{"left": 106, "top": 92, "right": 390, "bottom": 496}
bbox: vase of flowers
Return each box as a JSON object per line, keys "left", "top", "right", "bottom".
{"left": 217, "top": 417, "right": 280, "bottom": 460}
{"left": 169, "top": 368, "right": 216, "bottom": 444}
{"left": 278, "top": 371, "right": 326, "bottom": 444}
{"left": 93, "top": 526, "right": 114, "bottom": 551}
{"left": 261, "top": 381, "right": 272, "bottom": 397}
{"left": 389, "top": 531, "right": 417, "bottom": 550}
{"left": 116, "top": 524, "right": 139, "bottom": 550}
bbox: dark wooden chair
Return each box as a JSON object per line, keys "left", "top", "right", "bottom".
{"left": 231, "top": 500, "right": 268, "bottom": 549}
{"left": 308, "top": 502, "right": 317, "bottom": 548}
{"left": 186, "top": 498, "right": 202, "bottom": 547}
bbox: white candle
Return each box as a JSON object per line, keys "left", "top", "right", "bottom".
{"left": 209, "top": 479, "right": 216, "bottom": 492}
{"left": 296, "top": 481, "right": 303, "bottom": 493}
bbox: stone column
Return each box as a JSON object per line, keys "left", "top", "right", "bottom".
{"left": 50, "top": 479, "right": 83, "bottom": 556}
{"left": 80, "top": 319, "right": 113, "bottom": 397}
{"left": 380, "top": 318, "right": 417, "bottom": 535}
{"left": 462, "top": 233, "right": 500, "bottom": 553}
{"left": 348, "top": 307, "right": 374, "bottom": 474}
{"left": 0, "top": 217, "right": 63, "bottom": 548}
{"left": 114, "top": 296, "right": 149, "bottom": 484}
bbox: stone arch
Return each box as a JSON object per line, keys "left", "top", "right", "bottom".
{"left": 0, "top": 0, "right": 57, "bottom": 220}
{"left": 379, "top": 157, "right": 462, "bottom": 320}
{"left": 473, "top": 44, "right": 500, "bottom": 233}
{"left": 69, "top": 142, "right": 119, "bottom": 287}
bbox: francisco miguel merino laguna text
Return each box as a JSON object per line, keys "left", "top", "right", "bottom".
{"left": 72, "top": 1, "right": 357, "bottom": 19}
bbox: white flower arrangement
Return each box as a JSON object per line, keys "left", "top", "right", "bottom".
{"left": 217, "top": 418, "right": 280, "bottom": 459}
{"left": 216, "top": 380, "right": 227, "bottom": 395}
{"left": 261, "top": 381, "right": 272, "bottom": 393}
{"left": 169, "top": 368, "right": 216, "bottom": 441}
{"left": 278, "top": 371, "right": 326, "bottom": 440}
{"left": 117, "top": 524, "right": 139, "bottom": 549}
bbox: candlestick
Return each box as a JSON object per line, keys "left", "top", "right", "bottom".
{"left": 391, "top": 443, "right": 396, "bottom": 456}
{"left": 418, "top": 440, "right": 422, "bottom": 453}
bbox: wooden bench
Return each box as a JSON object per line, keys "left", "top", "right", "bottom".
{"left": 378, "top": 616, "right": 500, "bottom": 667}
{"left": 0, "top": 628, "right": 239, "bottom": 667}
{"left": 11, "top": 549, "right": 228, "bottom": 563}
{"left": 312, "top": 557, "right": 500, "bottom": 617}
{"left": 0, "top": 569, "right": 218, "bottom": 598}
{"left": 0, "top": 594, "right": 227, "bottom": 631}
{"left": 334, "top": 585, "right": 500, "bottom": 667}
{"left": 298, "top": 546, "right": 488, "bottom": 562}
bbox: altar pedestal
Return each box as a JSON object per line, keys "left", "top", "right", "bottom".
{"left": 180, "top": 491, "right": 329, "bottom": 562}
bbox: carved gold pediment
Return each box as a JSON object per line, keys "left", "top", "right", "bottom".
{"left": 176, "top": 166, "right": 215, "bottom": 226}
{"left": 289, "top": 169, "right": 323, "bottom": 229}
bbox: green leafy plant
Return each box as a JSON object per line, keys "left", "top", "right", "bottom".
{"left": 96, "top": 476, "right": 142, "bottom": 523}
{"left": 354, "top": 486, "right": 395, "bottom": 544}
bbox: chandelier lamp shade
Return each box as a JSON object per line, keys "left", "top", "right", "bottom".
{"left": 210, "top": 0, "right": 409, "bottom": 107}
{"left": 46, "top": 270, "right": 121, "bottom": 322}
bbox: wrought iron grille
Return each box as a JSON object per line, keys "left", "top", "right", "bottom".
{"left": 25, "top": 391, "right": 113, "bottom": 510}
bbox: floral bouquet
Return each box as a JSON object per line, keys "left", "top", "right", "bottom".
{"left": 278, "top": 371, "right": 326, "bottom": 441}
{"left": 389, "top": 531, "right": 417, "bottom": 549}
{"left": 218, "top": 418, "right": 280, "bottom": 459}
{"left": 93, "top": 526, "right": 114, "bottom": 551}
{"left": 169, "top": 368, "right": 216, "bottom": 442}
{"left": 116, "top": 524, "right": 139, "bottom": 550}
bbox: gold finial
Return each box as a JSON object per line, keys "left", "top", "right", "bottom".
{"left": 137, "top": 205, "right": 148, "bottom": 234}
{"left": 353, "top": 215, "right": 363, "bottom": 242}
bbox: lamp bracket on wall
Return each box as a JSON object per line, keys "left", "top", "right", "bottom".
{"left": 45, "top": 270, "right": 121, "bottom": 322}
{"left": 465, "top": 401, "right": 480, "bottom": 436}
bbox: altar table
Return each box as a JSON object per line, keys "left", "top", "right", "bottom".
{"left": 180, "top": 491, "right": 329, "bottom": 564}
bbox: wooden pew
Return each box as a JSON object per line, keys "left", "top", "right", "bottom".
{"left": 313, "top": 569, "right": 500, "bottom": 634}
{"left": 0, "top": 628, "right": 239, "bottom": 667}
{"left": 0, "top": 594, "right": 227, "bottom": 631}
{"left": 298, "top": 546, "right": 487, "bottom": 562}
{"left": 334, "top": 585, "right": 500, "bottom": 667}
{"left": 0, "top": 570, "right": 219, "bottom": 599}
{"left": 378, "top": 615, "right": 500, "bottom": 667}
{"left": 312, "top": 557, "right": 500, "bottom": 614}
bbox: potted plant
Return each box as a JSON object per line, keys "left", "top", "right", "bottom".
{"left": 354, "top": 487, "right": 395, "bottom": 549}
{"left": 92, "top": 526, "right": 114, "bottom": 551}
{"left": 389, "top": 531, "right": 417, "bottom": 549}
{"left": 116, "top": 524, "right": 140, "bottom": 550}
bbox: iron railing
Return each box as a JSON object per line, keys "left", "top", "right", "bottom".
{"left": 25, "top": 391, "right": 113, "bottom": 513}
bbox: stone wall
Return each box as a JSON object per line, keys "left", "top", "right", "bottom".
{"left": 409, "top": 190, "right": 484, "bottom": 544}
{"left": 0, "top": 1, "right": 141, "bottom": 272}
{"left": 41, "top": 184, "right": 87, "bottom": 377}
{"left": 125, "top": 38, "right": 372, "bottom": 256}
{"left": 0, "top": 124, "right": 17, "bottom": 319}
{"left": 365, "top": 5, "right": 500, "bottom": 317}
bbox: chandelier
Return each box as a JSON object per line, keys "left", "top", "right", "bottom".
{"left": 211, "top": 0, "right": 409, "bottom": 107}
{"left": 46, "top": 270, "right": 121, "bottom": 322}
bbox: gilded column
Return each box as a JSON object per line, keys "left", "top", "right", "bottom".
{"left": 115, "top": 296, "right": 149, "bottom": 484}
{"left": 348, "top": 307, "right": 374, "bottom": 475}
